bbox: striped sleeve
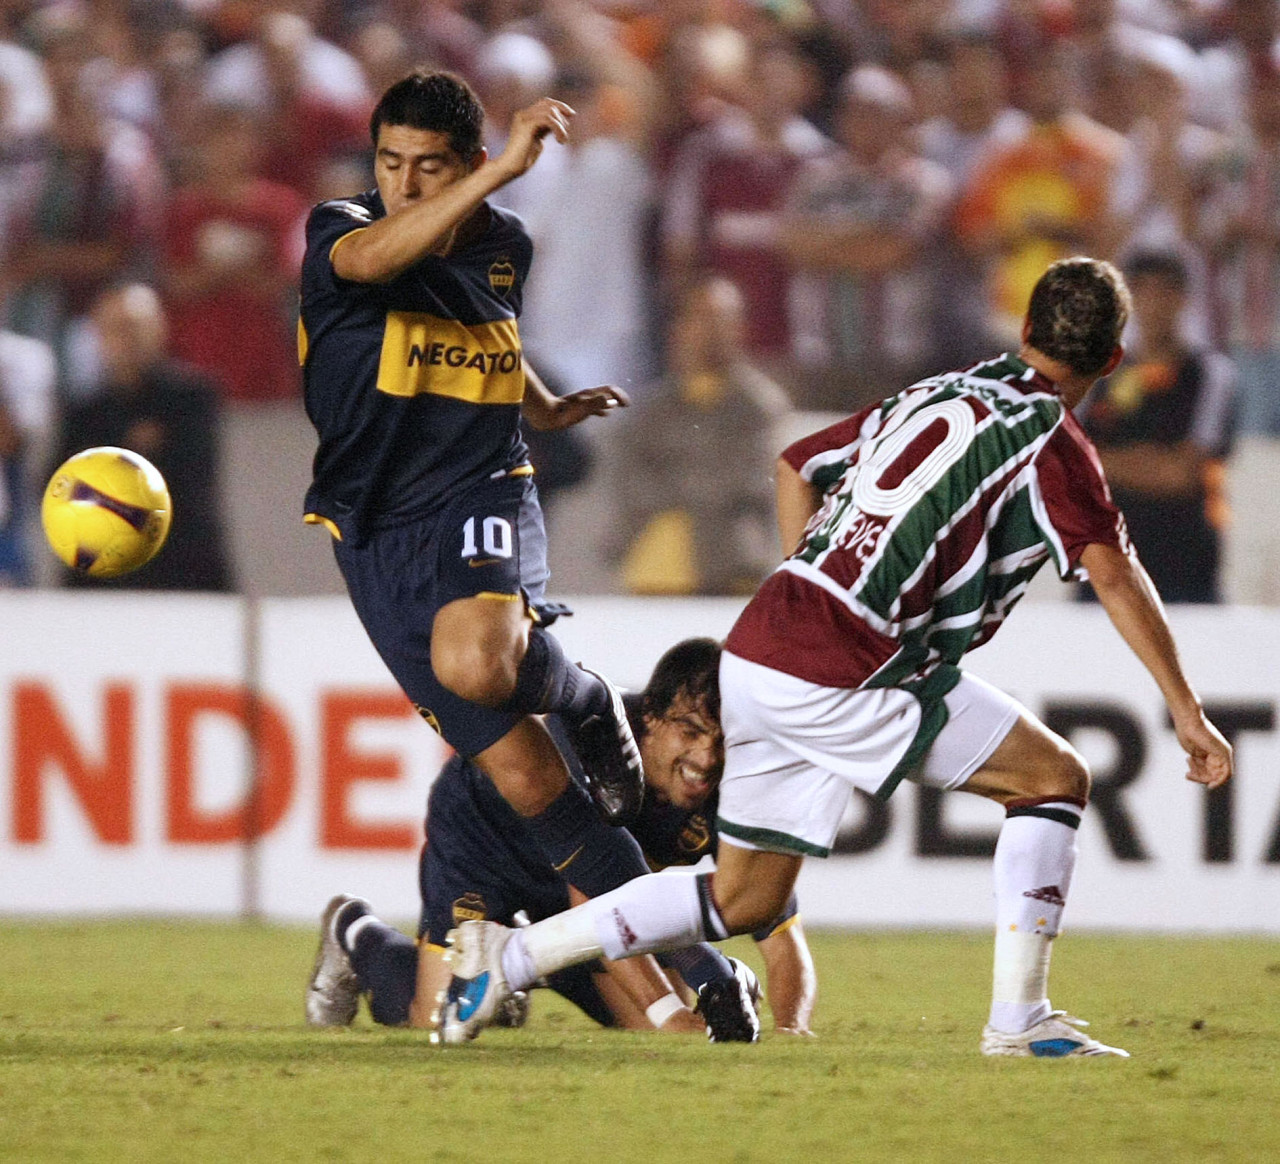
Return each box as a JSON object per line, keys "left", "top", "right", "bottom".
{"left": 782, "top": 402, "right": 882, "bottom": 489}
{"left": 1033, "top": 410, "right": 1128, "bottom": 579}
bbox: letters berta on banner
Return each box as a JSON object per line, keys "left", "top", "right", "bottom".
{"left": 0, "top": 595, "right": 1278, "bottom": 928}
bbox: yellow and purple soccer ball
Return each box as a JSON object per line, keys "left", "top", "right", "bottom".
{"left": 42, "top": 447, "right": 172, "bottom": 578}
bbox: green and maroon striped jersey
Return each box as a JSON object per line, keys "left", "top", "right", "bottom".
{"left": 725, "top": 353, "right": 1128, "bottom": 688}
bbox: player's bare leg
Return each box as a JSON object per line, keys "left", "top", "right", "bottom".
{"left": 432, "top": 595, "right": 644, "bottom": 822}
{"left": 410, "top": 941, "right": 454, "bottom": 1028}
{"left": 958, "top": 713, "right": 1127, "bottom": 1057}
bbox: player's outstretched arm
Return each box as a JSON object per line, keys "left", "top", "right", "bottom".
{"left": 756, "top": 920, "right": 817, "bottom": 1035}
{"left": 334, "top": 99, "right": 575, "bottom": 284}
{"left": 1079, "top": 542, "right": 1233, "bottom": 789}
{"left": 522, "top": 364, "right": 630, "bottom": 431}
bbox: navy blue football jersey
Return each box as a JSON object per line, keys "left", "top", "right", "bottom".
{"left": 300, "top": 190, "right": 534, "bottom": 541}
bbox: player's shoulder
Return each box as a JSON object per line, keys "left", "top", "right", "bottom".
{"left": 481, "top": 203, "right": 534, "bottom": 263}
{"left": 306, "top": 190, "right": 381, "bottom": 237}
{"left": 940, "top": 354, "right": 1066, "bottom": 417}
{"left": 487, "top": 202, "right": 529, "bottom": 240}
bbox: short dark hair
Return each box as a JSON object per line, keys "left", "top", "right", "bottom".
{"left": 1026, "top": 257, "right": 1131, "bottom": 376}
{"left": 369, "top": 71, "right": 485, "bottom": 160}
{"left": 641, "top": 638, "right": 722, "bottom": 725}
{"left": 1123, "top": 247, "right": 1190, "bottom": 290}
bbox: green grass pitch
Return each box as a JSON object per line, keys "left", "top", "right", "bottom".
{"left": 1, "top": 921, "right": 1277, "bottom": 1163}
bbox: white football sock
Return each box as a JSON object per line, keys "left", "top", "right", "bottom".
{"left": 988, "top": 805, "right": 1081, "bottom": 1033}
{"left": 500, "top": 871, "right": 715, "bottom": 992}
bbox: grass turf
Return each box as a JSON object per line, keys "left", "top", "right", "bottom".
{"left": 1, "top": 921, "right": 1277, "bottom": 1163}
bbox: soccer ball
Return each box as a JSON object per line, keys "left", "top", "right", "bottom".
{"left": 42, "top": 447, "right": 172, "bottom": 578}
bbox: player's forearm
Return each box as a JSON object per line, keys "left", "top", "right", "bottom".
{"left": 519, "top": 364, "right": 559, "bottom": 430}
{"left": 776, "top": 457, "right": 821, "bottom": 556}
{"left": 1080, "top": 542, "right": 1202, "bottom": 721}
{"left": 758, "top": 925, "right": 816, "bottom": 1034}
{"left": 333, "top": 162, "right": 513, "bottom": 284}
{"left": 601, "top": 952, "right": 703, "bottom": 1031}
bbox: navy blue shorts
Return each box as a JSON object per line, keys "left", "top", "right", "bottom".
{"left": 333, "top": 473, "right": 556, "bottom": 757}
{"left": 417, "top": 755, "right": 614, "bottom": 1026}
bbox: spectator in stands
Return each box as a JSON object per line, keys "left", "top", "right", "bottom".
{"left": 162, "top": 102, "right": 306, "bottom": 404}
{"left": 953, "top": 42, "right": 1130, "bottom": 349}
{"left": 255, "top": 11, "right": 372, "bottom": 204}
{"left": 661, "top": 38, "right": 829, "bottom": 371}
{"left": 519, "top": 69, "right": 655, "bottom": 396}
{"left": 53, "top": 283, "right": 233, "bottom": 591}
{"left": 0, "top": 326, "right": 56, "bottom": 585}
{"left": 781, "top": 65, "right": 950, "bottom": 407}
{"left": 1079, "top": 249, "right": 1235, "bottom": 604}
{"left": 1198, "top": 64, "right": 1280, "bottom": 603}
{"left": 203, "top": 3, "right": 370, "bottom": 118}
{"left": 1106, "top": 45, "right": 1222, "bottom": 348}
{"left": 606, "top": 275, "right": 790, "bottom": 595}
{"left": 0, "top": 20, "right": 53, "bottom": 249}
{"left": 474, "top": 29, "right": 562, "bottom": 222}
{"left": 918, "top": 32, "right": 1030, "bottom": 369}
{"left": 3, "top": 9, "right": 163, "bottom": 396}
{"left": 1195, "top": 0, "right": 1280, "bottom": 133}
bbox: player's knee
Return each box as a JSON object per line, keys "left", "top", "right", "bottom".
{"left": 1048, "top": 744, "right": 1091, "bottom": 804}
{"left": 433, "top": 640, "right": 519, "bottom": 706}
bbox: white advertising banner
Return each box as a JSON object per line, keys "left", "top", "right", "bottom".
{"left": 2, "top": 594, "right": 1277, "bottom": 932}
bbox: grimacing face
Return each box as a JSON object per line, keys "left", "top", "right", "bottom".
{"left": 639, "top": 691, "right": 724, "bottom": 811}
{"left": 374, "top": 124, "right": 479, "bottom": 218}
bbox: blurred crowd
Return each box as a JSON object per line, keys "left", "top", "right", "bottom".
{"left": 2, "top": 0, "right": 1280, "bottom": 601}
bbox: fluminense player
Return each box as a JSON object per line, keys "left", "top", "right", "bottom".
{"left": 300, "top": 72, "right": 650, "bottom": 926}
{"left": 438, "top": 257, "right": 1233, "bottom": 1057}
{"left": 306, "top": 639, "right": 816, "bottom": 1041}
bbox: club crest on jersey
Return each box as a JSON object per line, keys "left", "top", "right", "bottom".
{"left": 452, "top": 893, "right": 488, "bottom": 925}
{"left": 488, "top": 259, "right": 516, "bottom": 297}
{"left": 414, "top": 704, "right": 442, "bottom": 734}
{"left": 678, "top": 814, "right": 712, "bottom": 857}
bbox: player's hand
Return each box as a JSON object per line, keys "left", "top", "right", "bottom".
{"left": 1172, "top": 707, "right": 1233, "bottom": 790}
{"left": 494, "top": 98, "right": 575, "bottom": 181}
{"left": 529, "top": 385, "right": 630, "bottom": 431}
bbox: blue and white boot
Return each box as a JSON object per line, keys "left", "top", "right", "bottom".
{"left": 980, "top": 1011, "right": 1129, "bottom": 1058}
{"left": 434, "top": 920, "right": 515, "bottom": 1045}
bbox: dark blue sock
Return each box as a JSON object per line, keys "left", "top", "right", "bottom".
{"left": 502, "top": 627, "right": 608, "bottom": 722}
{"left": 345, "top": 920, "right": 419, "bottom": 1027}
{"left": 526, "top": 780, "right": 649, "bottom": 896}
{"left": 659, "top": 943, "right": 735, "bottom": 994}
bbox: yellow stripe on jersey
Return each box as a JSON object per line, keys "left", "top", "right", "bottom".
{"left": 303, "top": 512, "right": 343, "bottom": 540}
{"left": 297, "top": 317, "right": 309, "bottom": 366}
{"left": 376, "top": 312, "right": 525, "bottom": 403}
{"left": 328, "top": 227, "right": 367, "bottom": 266}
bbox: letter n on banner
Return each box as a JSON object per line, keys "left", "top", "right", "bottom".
{"left": 13, "top": 682, "right": 134, "bottom": 844}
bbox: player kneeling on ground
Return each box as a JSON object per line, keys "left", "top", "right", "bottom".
{"left": 307, "top": 639, "right": 817, "bottom": 1041}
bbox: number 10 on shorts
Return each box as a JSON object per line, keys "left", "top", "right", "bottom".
{"left": 461, "top": 515, "right": 513, "bottom": 559}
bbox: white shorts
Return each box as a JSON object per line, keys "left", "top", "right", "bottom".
{"left": 715, "top": 652, "right": 1025, "bottom": 857}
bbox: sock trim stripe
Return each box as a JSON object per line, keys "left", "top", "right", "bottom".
{"left": 1005, "top": 795, "right": 1087, "bottom": 811}
{"left": 343, "top": 913, "right": 378, "bottom": 952}
{"left": 695, "top": 872, "right": 730, "bottom": 942}
{"left": 1006, "top": 805, "right": 1082, "bottom": 829}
